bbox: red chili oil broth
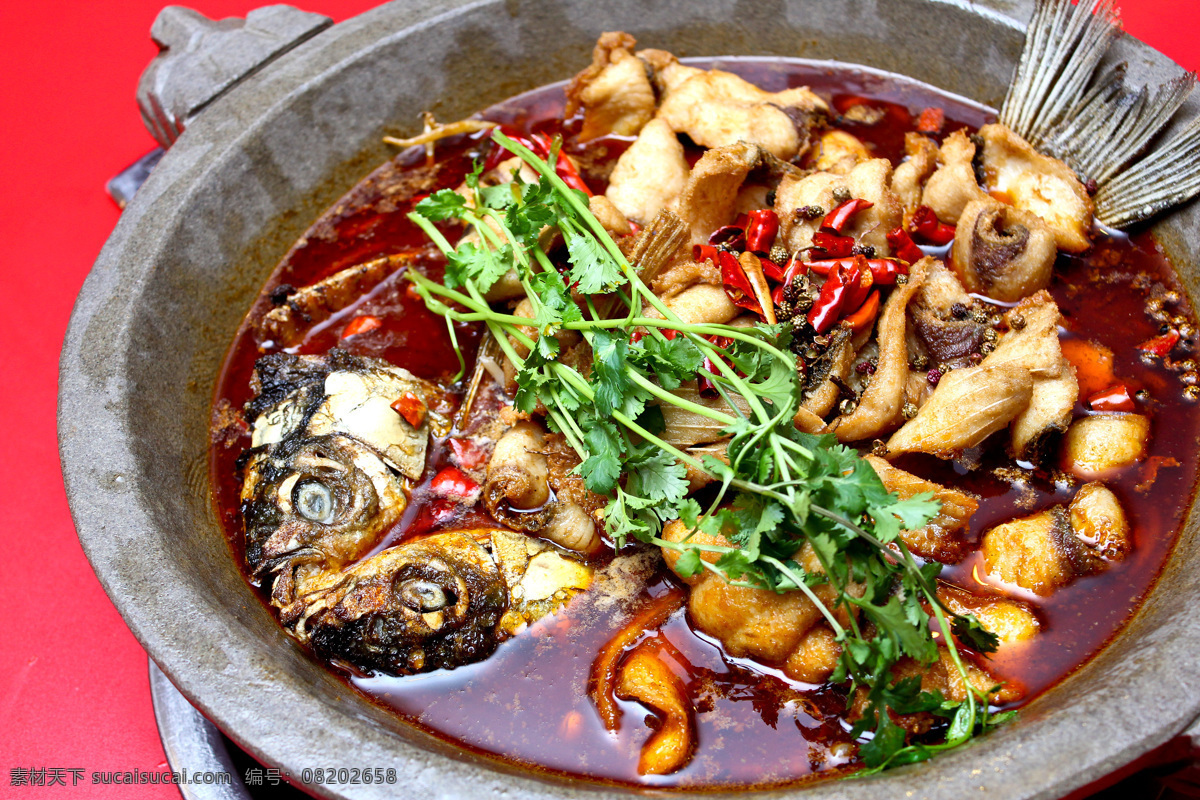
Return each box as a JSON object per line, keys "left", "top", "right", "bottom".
{"left": 208, "top": 60, "right": 1200, "bottom": 788}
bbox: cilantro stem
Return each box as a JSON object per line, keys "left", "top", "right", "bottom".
{"left": 563, "top": 317, "right": 794, "bottom": 362}
{"left": 693, "top": 339, "right": 774, "bottom": 424}
{"left": 443, "top": 314, "right": 466, "bottom": 383}
{"left": 545, "top": 396, "right": 589, "bottom": 457}
{"left": 626, "top": 372, "right": 737, "bottom": 425}
{"left": 407, "top": 212, "right": 460, "bottom": 256}
{"left": 653, "top": 538, "right": 737, "bottom": 556}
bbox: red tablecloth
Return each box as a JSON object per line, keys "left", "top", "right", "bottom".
{"left": 2, "top": 2, "right": 1197, "bottom": 798}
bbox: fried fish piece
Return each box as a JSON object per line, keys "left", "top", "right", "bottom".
{"left": 981, "top": 483, "right": 1130, "bottom": 595}
{"left": 259, "top": 253, "right": 414, "bottom": 347}
{"left": 937, "top": 582, "right": 1040, "bottom": 646}
{"left": 1061, "top": 413, "right": 1151, "bottom": 478}
{"left": 849, "top": 650, "right": 1023, "bottom": 736}
{"left": 921, "top": 129, "right": 989, "bottom": 224}
{"left": 864, "top": 455, "right": 979, "bottom": 564}
{"left": 605, "top": 118, "right": 690, "bottom": 224}
{"left": 565, "top": 32, "right": 656, "bottom": 141}
{"left": 978, "top": 123, "right": 1093, "bottom": 253}
{"left": 952, "top": 197, "right": 1058, "bottom": 302}
{"left": 660, "top": 520, "right": 853, "bottom": 666}
{"left": 833, "top": 258, "right": 929, "bottom": 442}
{"left": 886, "top": 362, "right": 1033, "bottom": 458}
{"left": 654, "top": 65, "right": 825, "bottom": 160}
{"left": 776, "top": 158, "right": 903, "bottom": 257}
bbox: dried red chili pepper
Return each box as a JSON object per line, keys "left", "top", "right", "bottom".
{"left": 806, "top": 258, "right": 850, "bottom": 276}
{"left": 887, "top": 227, "right": 926, "bottom": 263}
{"left": 807, "top": 264, "right": 853, "bottom": 333}
{"left": 1088, "top": 383, "right": 1136, "bottom": 413}
{"left": 738, "top": 251, "right": 778, "bottom": 324}
{"left": 759, "top": 258, "right": 785, "bottom": 283}
{"left": 843, "top": 290, "right": 881, "bottom": 332}
{"left": 486, "top": 127, "right": 593, "bottom": 194}
{"left": 806, "top": 257, "right": 906, "bottom": 285}
{"left": 697, "top": 334, "right": 735, "bottom": 398}
{"left": 842, "top": 258, "right": 874, "bottom": 311}
{"left": 782, "top": 253, "right": 808, "bottom": 280}
{"left": 821, "top": 198, "right": 874, "bottom": 234}
{"left": 1137, "top": 330, "right": 1181, "bottom": 357}
{"left": 866, "top": 258, "right": 908, "bottom": 285}
{"left": 708, "top": 224, "right": 747, "bottom": 250}
{"left": 555, "top": 156, "right": 593, "bottom": 195}
{"left": 342, "top": 315, "right": 382, "bottom": 338}
{"left": 811, "top": 230, "right": 855, "bottom": 258}
{"left": 693, "top": 244, "right": 719, "bottom": 263}
{"left": 745, "top": 209, "right": 780, "bottom": 253}
{"left": 631, "top": 328, "right": 678, "bottom": 344}
{"left": 697, "top": 363, "right": 718, "bottom": 398}
{"left": 718, "top": 250, "right": 764, "bottom": 314}
{"left": 910, "top": 205, "right": 956, "bottom": 245}
{"left": 390, "top": 392, "right": 427, "bottom": 427}
{"left": 430, "top": 466, "right": 480, "bottom": 501}
{"left": 771, "top": 255, "right": 808, "bottom": 305}
{"left": 915, "top": 107, "right": 945, "bottom": 135}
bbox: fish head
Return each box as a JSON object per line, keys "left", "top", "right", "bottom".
{"left": 240, "top": 351, "right": 446, "bottom": 591}
{"left": 299, "top": 531, "right": 507, "bottom": 675}
{"left": 241, "top": 433, "right": 407, "bottom": 577}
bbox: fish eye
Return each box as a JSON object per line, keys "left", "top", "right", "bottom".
{"left": 397, "top": 579, "right": 454, "bottom": 612}
{"left": 293, "top": 480, "right": 335, "bottom": 524}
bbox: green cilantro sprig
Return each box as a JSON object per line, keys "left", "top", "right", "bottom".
{"left": 404, "top": 131, "right": 1014, "bottom": 770}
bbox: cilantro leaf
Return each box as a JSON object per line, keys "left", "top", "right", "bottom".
{"left": 580, "top": 416, "right": 623, "bottom": 495}
{"left": 860, "top": 712, "right": 907, "bottom": 768}
{"left": 590, "top": 329, "right": 631, "bottom": 417}
{"left": 415, "top": 188, "right": 467, "bottom": 220}
{"left": 564, "top": 224, "right": 625, "bottom": 294}
{"left": 625, "top": 445, "right": 689, "bottom": 514}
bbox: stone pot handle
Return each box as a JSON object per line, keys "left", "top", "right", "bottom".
{"left": 136, "top": 4, "right": 332, "bottom": 148}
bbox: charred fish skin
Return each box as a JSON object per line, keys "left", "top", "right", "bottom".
{"left": 244, "top": 350, "right": 342, "bottom": 436}
{"left": 299, "top": 532, "right": 508, "bottom": 676}
{"left": 248, "top": 349, "right": 443, "bottom": 480}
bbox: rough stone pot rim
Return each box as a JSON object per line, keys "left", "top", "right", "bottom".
{"left": 59, "top": 1, "right": 1200, "bottom": 798}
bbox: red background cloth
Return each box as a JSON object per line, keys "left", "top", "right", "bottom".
{"left": 1, "top": 1, "right": 1196, "bottom": 798}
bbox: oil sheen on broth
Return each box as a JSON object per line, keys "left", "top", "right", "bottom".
{"left": 209, "top": 60, "right": 1200, "bottom": 787}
